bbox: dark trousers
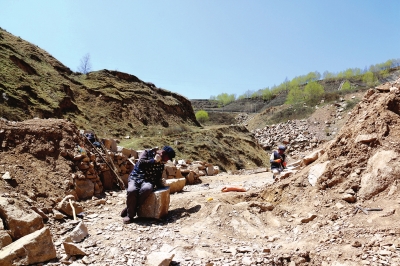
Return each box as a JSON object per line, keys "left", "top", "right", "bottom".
{"left": 126, "top": 178, "right": 154, "bottom": 218}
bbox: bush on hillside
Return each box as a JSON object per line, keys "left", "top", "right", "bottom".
{"left": 304, "top": 81, "right": 325, "bottom": 106}
{"left": 195, "top": 110, "right": 209, "bottom": 123}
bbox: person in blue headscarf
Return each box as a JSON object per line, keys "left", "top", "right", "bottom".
{"left": 121, "top": 146, "right": 175, "bottom": 224}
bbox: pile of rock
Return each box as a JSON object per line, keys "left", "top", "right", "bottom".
{"left": 62, "top": 145, "right": 106, "bottom": 200}
{"left": 64, "top": 134, "right": 223, "bottom": 200}
{"left": 252, "top": 119, "right": 321, "bottom": 156}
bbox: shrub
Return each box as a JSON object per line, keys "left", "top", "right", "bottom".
{"left": 195, "top": 110, "right": 209, "bottom": 123}
{"left": 163, "top": 125, "right": 191, "bottom": 136}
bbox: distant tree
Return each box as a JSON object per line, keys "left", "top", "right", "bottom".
{"left": 251, "top": 91, "right": 260, "bottom": 99}
{"left": 304, "top": 81, "right": 324, "bottom": 106}
{"left": 285, "top": 86, "right": 304, "bottom": 106}
{"left": 195, "top": 110, "right": 209, "bottom": 123}
{"left": 341, "top": 81, "right": 352, "bottom": 91}
{"left": 362, "top": 71, "right": 377, "bottom": 87}
{"left": 283, "top": 77, "right": 290, "bottom": 92}
{"left": 261, "top": 87, "right": 273, "bottom": 101}
{"left": 215, "top": 93, "right": 236, "bottom": 107}
{"left": 77, "top": 53, "right": 92, "bottom": 74}
{"left": 322, "top": 71, "right": 335, "bottom": 80}
{"left": 344, "top": 69, "right": 355, "bottom": 79}
{"left": 305, "top": 71, "right": 320, "bottom": 83}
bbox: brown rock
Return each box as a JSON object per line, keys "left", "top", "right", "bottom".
{"left": 0, "top": 197, "right": 44, "bottom": 240}
{"left": 0, "top": 227, "right": 56, "bottom": 266}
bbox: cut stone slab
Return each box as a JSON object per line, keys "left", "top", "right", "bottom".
{"left": 359, "top": 150, "right": 400, "bottom": 199}
{"left": 0, "top": 227, "right": 56, "bottom": 266}
{"left": 355, "top": 134, "right": 378, "bottom": 144}
{"left": 1, "top": 172, "right": 11, "bottom": 180}
{"left": 74, "top": 178, "right": 95, "bottom": 200}
{"left": 63, "top": 241, "right": 87, "bottom": 256}
{"left": 138, "top": 187, "right": 170, "bottom": 219}
{"left": 301, "top": 149, "right": 324, "bottom": 166}
{"left": 308, "top": 161, "right": 330, "bottom": 186}
{"left": 165, "top": 178, "right": 186, "bottom": 193}
{"left": 0, "top": 197, "right": 44, "bottom": 240}
{"left": 146, "top": 251, "right": 175, "bottom": 266}
{"left": 0, "top": 230, "right": 12, "bottom": 249}
{"left": 68, "top": 221, "right": 88, "bottom": 243}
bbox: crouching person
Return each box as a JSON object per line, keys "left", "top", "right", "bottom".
{"left": 270, "top": 145, "right": 287, "bottom": 179}
{"left": 121, "top": 146, "right": 175, "bottom": 224}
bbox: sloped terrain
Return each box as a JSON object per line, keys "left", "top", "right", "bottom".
{"left": 2, "top": 26, "right": 400, "bottom": 265}
{"left": 0, "top": 28, "right": 199, "bottom": 138}
{"left": 0, "top": 80, "right": 400, "bottom": 266}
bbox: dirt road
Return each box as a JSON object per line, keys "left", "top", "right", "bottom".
{"left": 50, "top": 169, "right": 400, "bottom": 265}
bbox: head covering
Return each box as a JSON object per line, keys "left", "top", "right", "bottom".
{"left": 162, "top": 146, "right": 175, "bottom": 160}
{"left": 278, "top": 145, "right": 286, "bottom": 151}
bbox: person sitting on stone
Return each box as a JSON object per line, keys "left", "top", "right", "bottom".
{"left": 121, "top": 146, "right": 175, "bottom": 224}
{"left": 270, "top": 145, "right": 287, "bottom": 178}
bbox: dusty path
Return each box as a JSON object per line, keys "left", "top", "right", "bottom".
{"left": 48, "top": 168, "right": 400, "bottom": 266}
{"left": 51, "top": 172, "right": 281, "bottom": 265}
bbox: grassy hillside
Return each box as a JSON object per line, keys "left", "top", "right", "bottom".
{"left": 0, "top": 28, "right": 199, "bottom": 139}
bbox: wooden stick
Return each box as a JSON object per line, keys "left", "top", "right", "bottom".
{"left": 69, "top": 199, "right": 77, "bottom": 221}
{"left": 83, "top": 136, "right": 125, "bottom": 190}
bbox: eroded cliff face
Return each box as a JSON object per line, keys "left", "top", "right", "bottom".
{"left": 0, "top": 28, "right": 199, "bottom": 137}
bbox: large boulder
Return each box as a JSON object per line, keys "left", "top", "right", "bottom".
{"left": 0, "top": 230, "right": 12, "bottom": 249}
{"left": 138, "top": 187, "right": 170, "bottom": 219}
{"left": 359, "top": 150, "right": 400, "bottom": 199}
{"left": 0, "top": 227, "right": 56, "bottom": 266}
{"left": 0, "top": 197, "right": 44, "bottom": 240}
{"left": 165, "top": 178, "right": 186, "bottom": 193}
{"left": 74, "top": 178, "right": 95, "bottom": 199}
{"left": 308, "top": 161, "right": 330, "bottom": 186}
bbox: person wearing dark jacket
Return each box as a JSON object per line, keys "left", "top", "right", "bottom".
{"left": 121, "top": 146, "right": 175, "bottom": 224}
{"left": 270, "top": 145, "right": 287, "bottom": 178}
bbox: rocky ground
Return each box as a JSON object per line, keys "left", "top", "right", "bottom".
{"left": 1, "top": 79, "right": 400, "bottom": 266}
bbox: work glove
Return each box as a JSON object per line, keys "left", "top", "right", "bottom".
{"left": 274, "top": 159, "right": 282, "bottom": 164}
{"left": 282, "top": 162, "right": 287, "bottom": 168}
{"left": 154, "top": 154, "right": 161, "bottom": 162}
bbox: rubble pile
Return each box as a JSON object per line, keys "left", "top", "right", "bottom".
{"left": 316, "top": 78, "right": 400, "bottom": 199}
{"left": 252, "top": 119, "right": 321, "bottom": 156}
{"left": 99, "top": 139, "right": 220, "bottom": 194}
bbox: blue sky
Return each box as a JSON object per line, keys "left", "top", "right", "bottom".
{"left": 1, "top": 1, "right": 399, "bottom": 99}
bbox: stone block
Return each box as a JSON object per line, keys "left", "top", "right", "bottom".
{"left": 0, "top": 230, "right": 12, "bottom": 249}
{"left": 165, "top": 178, "right": 186, "bottom": 193}
{"left": 175, "top": 168, "right": 183, "bottom": 178}
{"left": 206, "top": 165, "right": 214, "bottom": 176}
{"left": 0, "top": 197, "right": 44, "bottom": 240}
{"left": 121, "top": 174, "right": 129, "bottom": 188}
{"left": 137, "top": 187, "right": 170, "bottom": 219}
{"left": 74, "top": 179, "right": 94, "bottom": 200}
{"left": 100, "top": 170, "right": 114, "bottom": 190}
{"left": 165, "top": 165, "right": 177, "bottom": 177}
{"left": 0, "top": 227, "right": 57, "bottom": 266}
{"left": 185, "top": 171, "right": 195, "bottom": 185}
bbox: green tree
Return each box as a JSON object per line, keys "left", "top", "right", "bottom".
{"left": 261, "top": 87, "right": 273, "bottom": 101}
{"left": 215, "top": 93, "right": 236, "bottom": 107}
{"left": 341, "top": 81, "right": 352, "bottom": 91}
{"left": 304, "top": 81, "right": 324, "bottom": 105}
{"left": 285, "top": 86, "right": 304, "bottom": 106}
{"left": 362, "top": 71, "right": 377, "bottom": 87}
{"left": 322, "top": 71, "right": 335, "bottom": 80}
{"left": 195, "top": 110, "right": 209, "bottom": 123}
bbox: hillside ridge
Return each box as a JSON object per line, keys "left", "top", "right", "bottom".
{"left": 0, "top": 28, "right": 199, "bottom": 138}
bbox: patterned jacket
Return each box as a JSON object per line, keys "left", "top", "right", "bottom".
{"left": 128, "top": 149, "right": 165, "bottom": 187}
